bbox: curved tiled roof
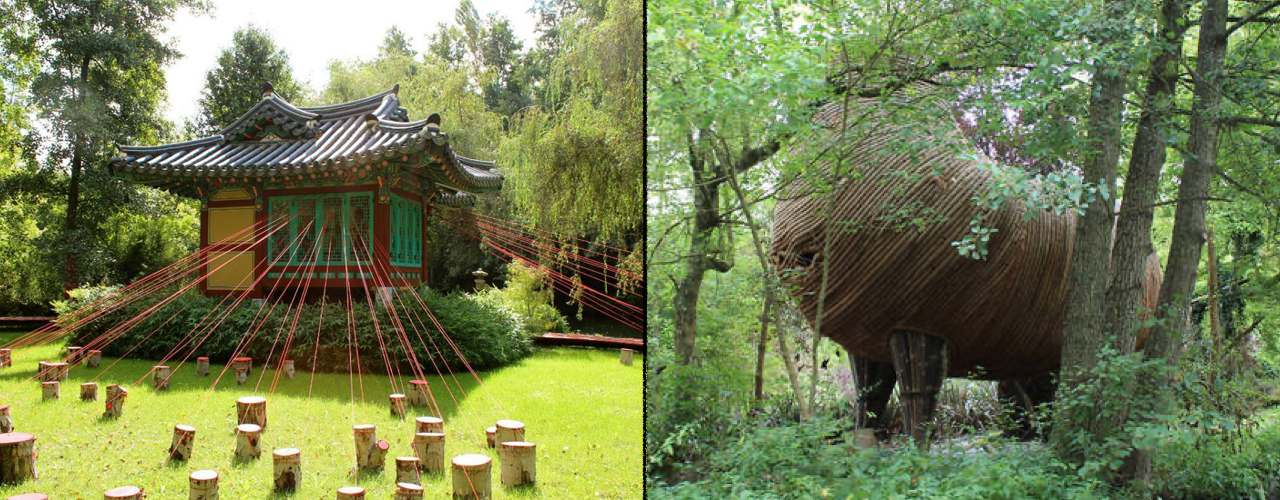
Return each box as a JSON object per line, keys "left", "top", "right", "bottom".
{"left": 110, "top": 85, "right": 502, "bottom": 196}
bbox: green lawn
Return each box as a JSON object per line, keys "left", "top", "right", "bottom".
{"left": 0, "top": 330, "right": 641, "bottom": 499}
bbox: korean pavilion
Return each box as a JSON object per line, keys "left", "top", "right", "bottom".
{"left": 109, "top": 84, "right": 503, "bottom": 297}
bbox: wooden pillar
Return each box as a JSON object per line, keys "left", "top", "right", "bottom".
{"left": 412, "top": 432, "right": 445, "bottom": 472}
{"left": 408, "top": 380, "right": 430, "bottom": 407}
{"left": 619, "top": 348, "right": 634, "bottom": 366}
{"left": 196, "top": 357, "right": 210, "bottom": 376}
{"left": 495, "top": 420, "right": 524, "bottom": 444}
{"left": 414, "top": 416, "right": 443, "bottom": 434}
{"left": 0, "top": 406, "right": 10, "bottom": 433}
{"left": 104, "top": 385, "right": 127, "bottom": 418}
{"left": 236, "top": 396, "right": 267, "bottom": 429}
{"left": 234, "top": 424, "right": 261, "bottom": 460}
{"left": 395, "top": 456, "right": 420, "bottom": 485}
{"left": 282, "top": 360, "right": 295, "bottom": 379}
{"left": 849, "top": 355, "right": 897, "bottom": 431}
{"left": 498, "top": 441, "right": 536, "bottom": 487}
{"left": 103, "top": 486, "right": 143, "bottom": 499}
{"left": 450, "top": 454, "right": 491, "bottom": 500}
{"left": 86, "top": 350, "right": 101, "bottom": 368}
{"left": 81, "top": 382, "right": 98, "bottom": 401}
{"left": 353, "top": 424, "right": 388, "bottom": 471}
{"left": 272, "top": 448, "right": 301, "bottom": 491}
{"left": 485, "top": 426, "right": 496, "bottom": 448}
{"left": 189, "top": 469, "right": 218, "bottom": 500}
{"left": 0, "top": 432, "right": 37, "bottom": 484}
{"left": 888, "top": 330, "right": 948, "bottom": 450}
{"left": 336, "top": 486, "right": 365, "bottom": 499}
{"left": 389, "top": 394, "right": 407, "bottom": 419}
{"left": 153, "top": 365, "right": 172, "bottom": 390}
{"left": 394, "top": 482, "right": 424, "bottom": 500}
{"left": 170, "top": 425, "right": 196, "bottom": 461}
{"left": 40, "top": 382, "right": 58, "bottom": 401}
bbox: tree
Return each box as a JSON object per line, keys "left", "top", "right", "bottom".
{"left": 193, "top": 25, "right": 303, "bottom": 135}
{"left": 379, "top": 25, "right": 415, "bottom": 59}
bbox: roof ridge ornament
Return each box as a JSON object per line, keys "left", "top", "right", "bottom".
{"left": 425, "top": 113, "right": 441, "bottom": 134}
{"left": 263, "top": 82, "right": 275, "bottom": 98}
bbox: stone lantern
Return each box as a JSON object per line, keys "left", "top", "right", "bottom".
{"left": 473, "top": 268, "right": 489, "bottom": 290}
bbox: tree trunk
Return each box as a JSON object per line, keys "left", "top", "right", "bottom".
{"left": 672, "top": 135, "right": 723, "bottom": 365}
{"left": 64, "top": 55, "right": 91, "bottom": 293}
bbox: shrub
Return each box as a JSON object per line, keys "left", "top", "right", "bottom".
{"left": 474, "top": 261, "right": 569, "bottom": 335}
{"left": 61, "top": 284, "right": 532, "bottom": 373}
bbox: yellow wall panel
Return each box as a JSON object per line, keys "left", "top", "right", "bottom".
{"left": 207, "top": 251, "right": 255, "bottom": 290}
{"left": 211, "top": 188, "right": 250, "bottom": 201}
{"left": 208, "top": 207, "right": 255, "bottom": 243}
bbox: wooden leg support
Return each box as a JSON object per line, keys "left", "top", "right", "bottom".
{"left": 888, "top": 330, "right": 948, "bottom": 450}
{"left": 849, "top": 355, "right": 897, "bottom": 432}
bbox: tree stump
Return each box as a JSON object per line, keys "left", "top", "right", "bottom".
{"left": 389, "top": 394, "right": 407, "bottom": 419}
{"left": 450, "top": 454, "right": 492, "bottom": 500}
{"left": 414, "top": 416, "right": 443, "bottom": 434}
{"left": 152, "top": 366, "right": 172, "bottom": 391}
{"left": 104, "top": 385, "right": 127, "bottom": 418}
{"left": 272, "top": 448, "right": 301, "bottom": 491}
{"left": 395, "top": 456, "right": 420, "bottom": 485}
{"left": 34, "top": 362, "right": 48, "bottom": 381}
{"left": 407, "top": 380, "right": 430, "bottom": 407}
{"left": 852, "top": 429, "right": 878, "bottom": 449}
{"left": 170, "top": 425, "right": 195, "bottom": 461}
{"left": 0, "top": 348, "right": 11, "bottom": 368}
{"left": 0, "top": 432, "right": 37, "bottom": 484}
{"left": 195, "top": 357, "right": 209, "bottom": 377}
{"left": 619, "top": 348, "right": 634, "bottom": 366}
{"left": 888, "top": 330, "right": 949, "bottom": 450}
{"left": 66, "top": 346, "right": 82, "bottom": 363}
{"left": 495, "top": 420, "right": 524, "bottom": 444}
{"left": 233, "top": 368, "right": 247, "bottom": 385}
{"left": 352, "top": 425, "right": 388, "bottom": 471}
{"left": 103, "top": 485, "right": 143, "bottom": 499}
{"left": 498, "top": 441, "right": 536, "bottom": 487}
{"left": 37, "top": 362, "right": 66, "bottom": 382}
{"left": 393, "top": 482, "right": 423, "bottom": 500}
{"left": 189, "top": 469, "right": 218, "bottom": 500}
{"left": 235, "top": 396, "right": 267, "bottom": 429}
{"left": 282, "top": 360, "right": 295, "bottom": 379}
{"left": 412, "top": 432, "right": 445, "bottom": 472}
{"left": 40, "top": 382, "right": 58, "bottom": 401}
{"left": 81, "top": 382, "right": 98, "bottom": 401}
{"left": 0, "top": 406, "right": 10, "bottom": 433}
{"left": 234, "top": 424, "right": 261, "bottom": 460}
{"left": 49, "top": 363, "right": 67, "bottom": 381}
{"left": 232, "top": 357, "right": 252, "bottom": 375}
{"left": 86, "top": 350, "right": 102, "bottom": 368}
{"left": 335, "top": 486, "right": 365, "bottom": 499}
{"left": 6, "top": 493, "right": 48, "bottom": 500}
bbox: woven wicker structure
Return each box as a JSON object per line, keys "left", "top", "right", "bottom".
{"left": 771, "top": 88, "right": 1163, "bottom": 442}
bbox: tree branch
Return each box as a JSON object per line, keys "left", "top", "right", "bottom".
{"left": 1227, "top": 0, "right": 1280, "bottom": 35}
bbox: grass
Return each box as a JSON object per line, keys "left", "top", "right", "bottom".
{"left": 0, "top": 329, "right": 641, "bottom": 499}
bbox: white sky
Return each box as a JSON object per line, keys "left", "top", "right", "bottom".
{"left": 161, "top": 0, "right": 539, "bottom": 125}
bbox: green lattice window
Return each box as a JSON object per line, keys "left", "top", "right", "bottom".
{"left": 389, "top": 194, "right": 423, "bottom": 267}
{"left": 268, "top": 193, "right": 374, "bottom": 266}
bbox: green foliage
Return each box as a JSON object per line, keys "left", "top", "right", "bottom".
{"left": 475, "top": 260, "right": 568, "bottom": 335}
{"left": 59, "top": 284, "right": 532, "bottom": 372}
{"left": 193, "top": 24, "right": 305, "bottom": 136}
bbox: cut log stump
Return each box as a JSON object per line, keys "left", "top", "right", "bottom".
{"left": 86, "top": 350, "right": 101, "bottom": 368}
{"left": 40, "top": 382, "right": 58, "bottom": 401}
{"left": 103, "top": 485, "right": 143, "bottom": 499}
{"left": 272, "top": 448, "right": 301, "bottom": 491}
{"left": 195, "top": 357, "right": 209, "bottom": 377}
{"left": 189, "top": 469, "right": 218, "bottom": 500}
{"left": 81, "top": 382, "right": 98, "bottom": 401}
{"left": 152, "top": 366, "right": 172, "bottom": 391}
{"left": 104, "top": 385, "right": 128, "bottom": 418}
{"left": 66, "top": 346, "right": 82, "bottom": 363}
{"left": 0, "top": 348, "right": 11, "bottom": 368}
{"left": 235, "top": 396, "right": 267, "bottom": 429}
{"left": 6, "top": 493, "right": 48, "bottom": 500}
{"left": 170, "top": 425, "right": 195, "bottom": 461}
{"left": 282, "top": 360, "right": 295, "bottom": 379}
{"left": 389, "top": 394, "right": 407, "bottom": 419}
{"left": 395, "top": 456, "right": 421, "bottom": 485}
{"left": 407, "top": 380, "right": 430, "bottom": 406}
{"left": 336, "top": 486, "right": 365, "bottom": 499}
{"left": 485, "top": 427, "right": 496, "bottom": 448}
{"left": 414, "top": 416, "right": 443, "bottom": 434}
{"left": 393, "top": 482, "right": 423, "bottom": 500}
{"left": 232, "top": 357, "right": 252, "bottom": 375}
{"left": 620, "top": 348, "right": 634, "bottom": 366}
{"left": 0, "top": 406, "right": 10, "bottom": 433}
{"left": 37, "top": 363, "right": 66, "bottom": 382}
{"left": 451, "top": 454, "right": 492, "bottom": 500}
{"left": 412, "top": 432, "right": 445, "bottom": 472}
{"left": 0, "top": 432, "right": 37, "bottom": 484}
{"left": 495, "top": 420, "right": 524, "bottom": 444}
{"left": 498, "top": 441, "right": 536, "bottom": 487}
{"left": 352, "top": 425, "right": 388, "bottom": 471}
{"left": 234, "top": 424, "right": 261, "bottom": 460}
